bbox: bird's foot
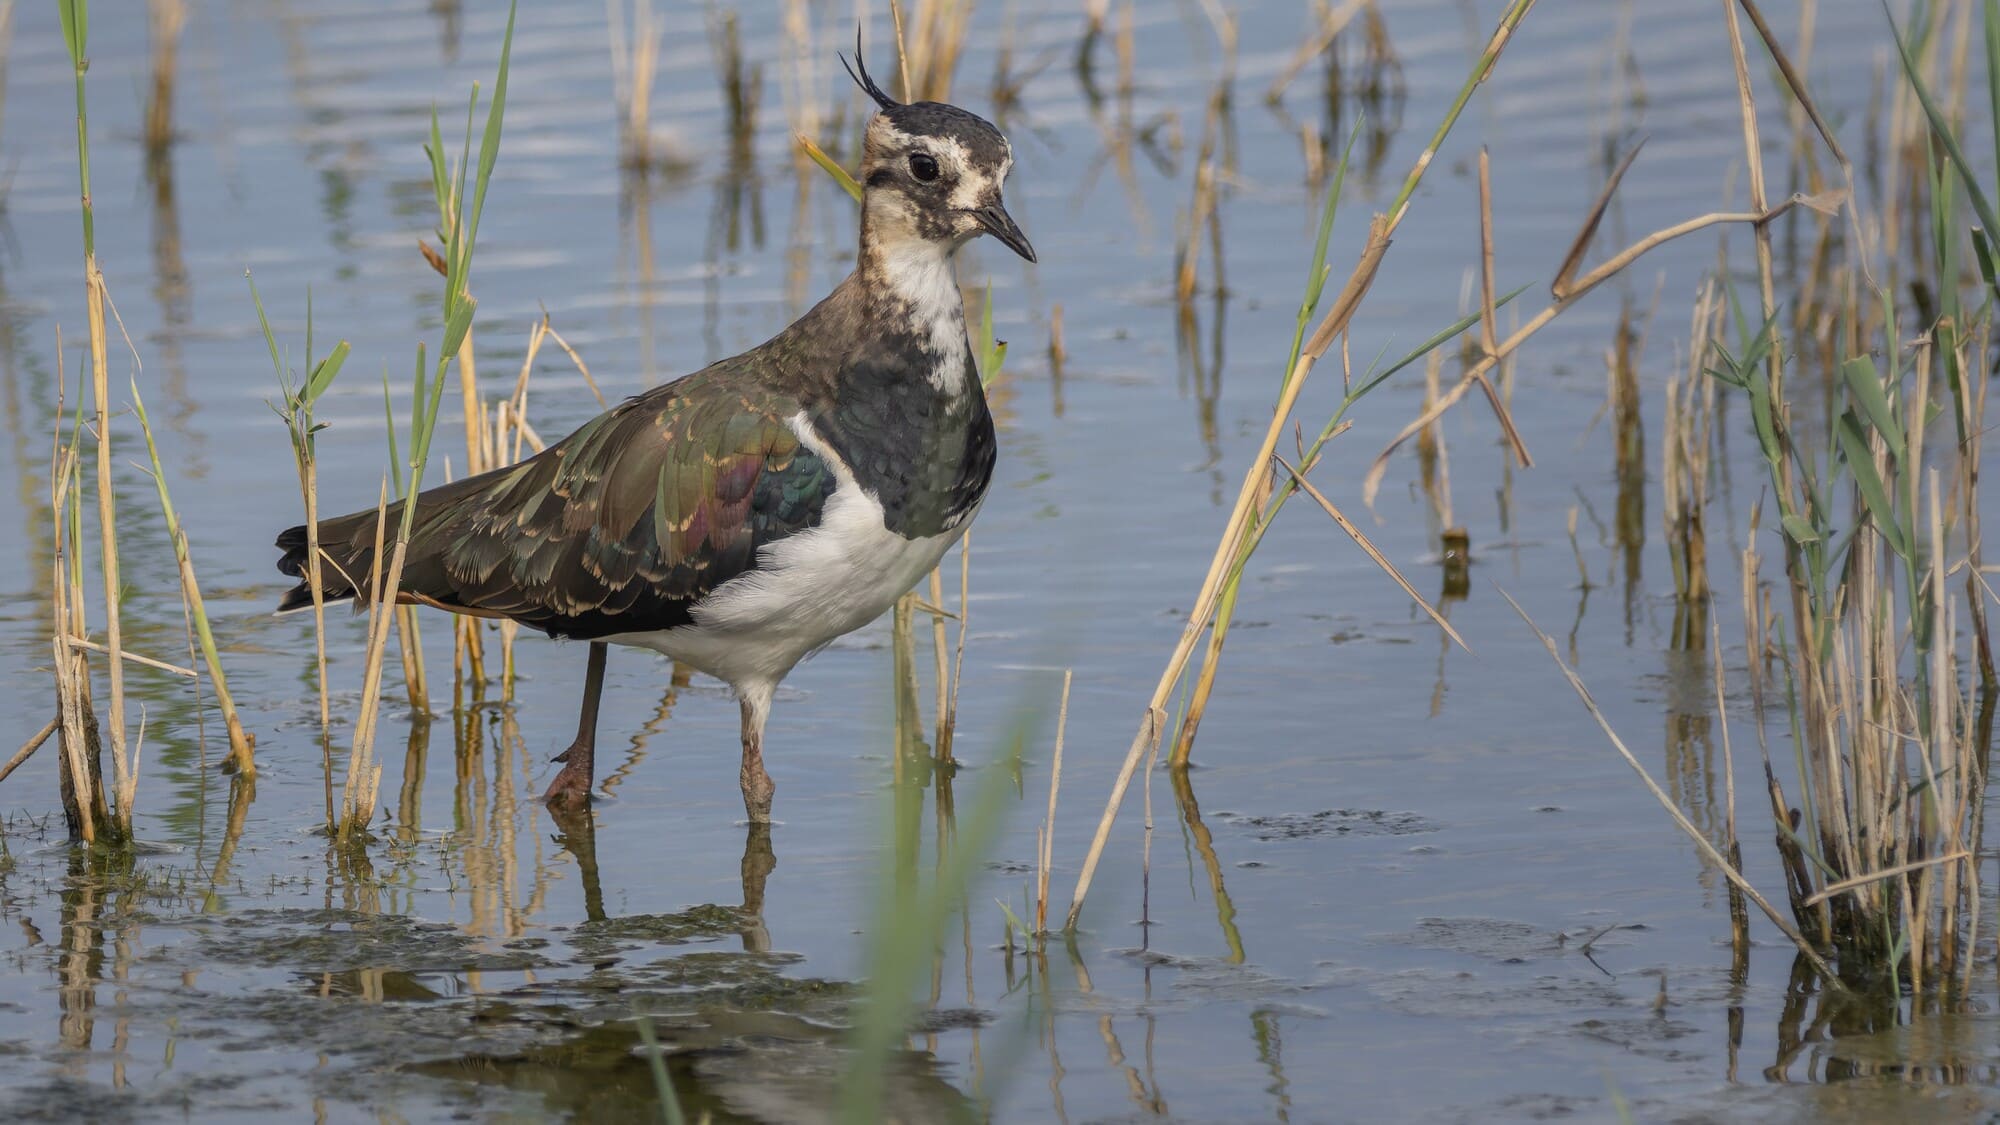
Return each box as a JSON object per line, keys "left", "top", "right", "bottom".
{"left": 541, "top": 742, "right": 595, "bottom": 808}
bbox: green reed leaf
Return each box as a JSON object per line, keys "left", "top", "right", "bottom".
{"left": 1836, "top": 411, "right": 1909, "bottom": 557}
{"left": 306, "top": 340, "right": 351, "bottom": 405}
{"left": 1780, "top": 513, "right": 1820, "bottom": 547}
{"left": 58, "top": 0, "right": 85, "bottom": 64}
{"left": 1840, "top": 356, "right": 1905, "bottom": 460}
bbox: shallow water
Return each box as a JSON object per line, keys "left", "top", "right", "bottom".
{"left": 0, "top": 1, "right": 1994, "bottom": 1121}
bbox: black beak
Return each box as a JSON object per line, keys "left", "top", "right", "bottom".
{"left": 969, "top": 204, "right": 1036, "bottom": 263}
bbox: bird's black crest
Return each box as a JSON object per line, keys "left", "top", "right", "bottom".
{"left": 840, "top": 27, "right": 900, "bottom": 112}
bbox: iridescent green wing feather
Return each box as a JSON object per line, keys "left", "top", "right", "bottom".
{"left": 280, "top": 376, "right": 836, "bottom": 637}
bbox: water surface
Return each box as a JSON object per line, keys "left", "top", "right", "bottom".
{"left": 0, "top": 2, "right": 1992, "bottom": 1121}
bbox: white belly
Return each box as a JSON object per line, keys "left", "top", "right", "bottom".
{"left": 600, "top": 411, "right": 974, "bottom": 693}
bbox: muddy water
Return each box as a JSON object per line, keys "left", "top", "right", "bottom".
{"left": 0, "top": 1, "right": 1992, "bottom": 1121}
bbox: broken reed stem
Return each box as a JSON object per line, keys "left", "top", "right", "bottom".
{"left": 1722, "top": 0, "right": 1812, "bottom": 666}
{"left": 1473, "top": 147, "right": 1530, "bottom": 466}
{"left": 928, "top": 567, "right": 950, "bottom": 756}
{"left": 252, "top": 275, "right": 349, "bottom": 740}
{"left": 304, "top": 460, "right": 332, "bottom": 732}
{"left": 1065, "top": 0, "right": 1538, "bottom": 931}
{"left": 339, "top": 5, "right": 515, "bottom": 839}
{"left": 61, "top": 0, "right": 134, "bottom": 832}
{"left": 1035, "top": 669, "right": 1072, "bottom": 935}
{"left": 1360, "top": 192, "right": 1832, "bottom": 509}
{"left": 423, "top": 237, "right": 492, "bottom": 697}
{"left": 1504, "top": 588, "right": 1844, "bottom": 989}
{"left": 489, "top": 316, "right": 558, "bottom": 700}
{"left": 1799, "top": 850, "right": 1974, "bottom": 911}
{"left": 396, "top": 604, "right": 428, "bottom": 712}
{"left": 131, "top": 382, "right": 255, "bottom": 774}
{"left": 48, "top": 344, "right": 100, "bottom": 843}
{"left": 64, "top": 636, "right": 195, "bottom": 678}
{"left": 454, "top": 318, "right": 487, "bottom": 694}
{"left": 941, "top": 532, "right": 972, "bottom": 762}
{"left": 1725, "top": 0, "right": 1782, "bottom": 404}
{"left": 339, "top": 488, "right": 400, "bottom": 840}
{"left": 0, "top": 718, "right": 57, "bottom": 786}
{"left": 889, "top": 0, "right": 914, "bottom": 101}
{"left": 1711, "top": 607, "right": 1748, "bottom": 958}
{"left": 1276, "top": 456, "right": 1468, "bottom": 651}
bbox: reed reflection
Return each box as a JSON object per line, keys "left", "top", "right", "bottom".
{"left": 702, "top": 8, "right": 766, "bottom": 363}
{"left": 1169, "top": 766, "right": 1244, "bottom": 964}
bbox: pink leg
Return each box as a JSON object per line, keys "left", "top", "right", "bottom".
{"left": 738, "top": 688, "right": 775, "bottom": 823}
{"left": 542, "top": 642, "right": 607, "bottom": 807}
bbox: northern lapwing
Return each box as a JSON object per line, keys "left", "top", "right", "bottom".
{"left": 275, "top": 45, "right": 1033, "bottom": 822}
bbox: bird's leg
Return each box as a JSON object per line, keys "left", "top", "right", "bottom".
{"left": 541, "top": 641, "right": 607, "bottom": 808}
{"left": 738, "top": 686, "right": 775, "bottom": 823}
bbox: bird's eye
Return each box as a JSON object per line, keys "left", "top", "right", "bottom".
{"left": 909, "top": 153, "right": 940, "bottom": 182}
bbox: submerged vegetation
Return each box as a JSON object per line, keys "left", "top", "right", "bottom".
{"left": 12, "top": 0, "right": 2000, "bottom": 1118}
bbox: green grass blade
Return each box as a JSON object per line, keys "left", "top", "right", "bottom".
{"left": 1973, "top": 226, "right": 1998, "bottom": 290}
{"left": 799, "top": 134, "right": 863, "bottom": 201}
{"left": 1840, "top": 356, "right": 1905, "bottom": 460}
{"left": 1349, "top": 284, "right": 1531, "bottom": 404}
{"left": 1300, "top": 117, "right": 1360, "bottom": 311}
{"left": 427, "top": 109, "right": 451, "bottom": 229}
{"left": 837, "top": 717, "right": 1035, "bottom": 1123}
{"left": 246, "top": 272, "right": 288, "bottom": 390}
{"left": 58, "top": 0, "right": 85, "bottom": 62}
{"left": 1986, "top": 0, "right": 2000, "bottom": 192}
{"left": 441, "top": 294, "right": 478, "bottom": 364}
{"left": 383, "top": 369, "right": 405, "bottom": 496}
{"left": 458, "top": 2, "right": 517, "bottom": 285}
{"left": 631, "top": 1011, "right": 688, "bottom": 1125}
{"left": 306, "top": 340, "right": 351, "bottom": 405}
{"left": 1889, "top": 2, "right": 2000, "bottom": 290}
{"left": 1836, "top": 412, "right": 1909, "bottom": 557}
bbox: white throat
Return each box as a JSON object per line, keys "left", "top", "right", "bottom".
{"left": 873, "top": 238, "right": 970, "bottom": 394}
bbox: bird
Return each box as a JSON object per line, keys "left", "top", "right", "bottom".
{"left": 274, "top": 43, "right": 1032, "bottom": 823}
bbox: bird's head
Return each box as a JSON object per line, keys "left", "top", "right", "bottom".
{"left": 843, "top": 41, "right": 1035, "bottom": 264}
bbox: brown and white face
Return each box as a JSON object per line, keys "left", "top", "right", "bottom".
{"left": 846, "top": 52, "right": 1035, "bottom": 263}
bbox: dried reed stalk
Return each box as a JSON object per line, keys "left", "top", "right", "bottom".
{"left": 48, "top": 357, "right": 101, "bottom": 842}
{"left": 254, "top": 278, "right": 350, "bottom": 754}
{"left": 338, "top": 4, "right": 516, "bottom": 840}
{"left": 1359, "top": 186, "right": 1839, "bottom": 511}
{"left": 0, "top": 719, "right": 56, "bottom": 786}
{"left": 1664, "top": 283, "right": 1721, "bottom": 620}
{"left": 1504, "top": 589, "right": 1844, "bottom": 988}
{"left": 131, "top": 382, "right": 254, "bottom": 773}
{"left": 60, "top": 0, "right": 134, "bottom": 832}
{"left": 1034, "top": 670, "right": 1072, "bottom": 935}
{"left": 1065, "top": 0, "right": 1539, "bottom": 931}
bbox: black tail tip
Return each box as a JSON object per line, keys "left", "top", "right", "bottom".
{"left": 276, "top": 524, "right": 308, "bottom": 578}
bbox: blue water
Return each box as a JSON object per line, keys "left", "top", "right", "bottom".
{"left": 0, "top": 1, "right": 1990, "bottom": 1121}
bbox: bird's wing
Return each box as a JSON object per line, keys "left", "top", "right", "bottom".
{"left": 281, "top": 376, "right": 836, "bottom": 638}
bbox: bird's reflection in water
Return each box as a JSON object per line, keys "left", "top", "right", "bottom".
{"left": 545, "top": 803, "right": 775, "bottom": 955}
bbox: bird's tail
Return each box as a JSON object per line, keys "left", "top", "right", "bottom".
{"left": 274, "top": 508, "right": 385, "bottom": 613}
{"left": 273, "top": 468, "right": 504, "bottom": 614}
